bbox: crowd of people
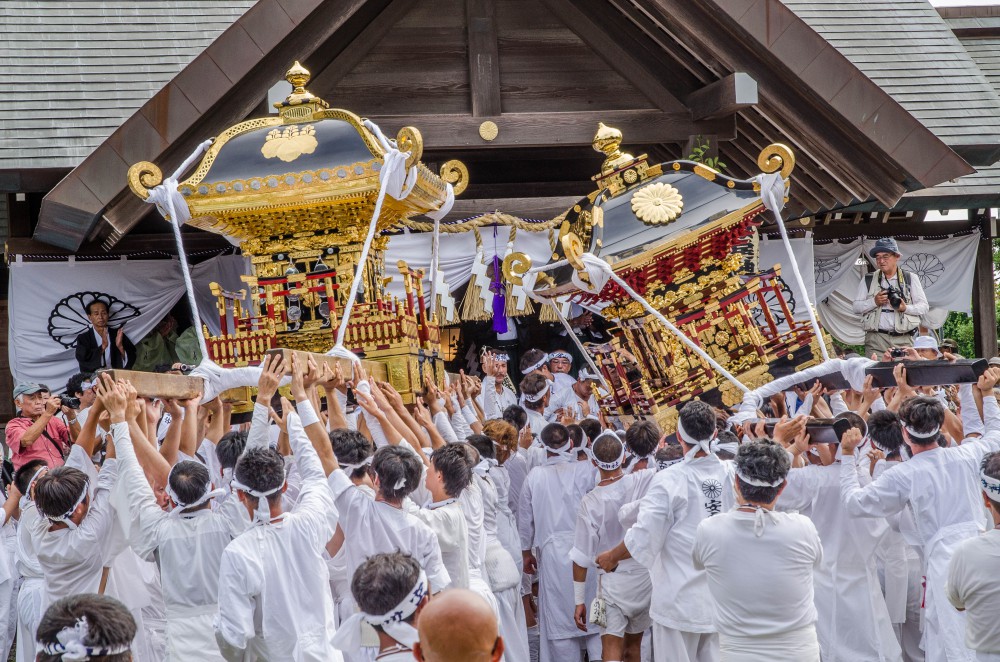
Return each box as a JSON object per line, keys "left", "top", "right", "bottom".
{"left": 3, "top": 302, "right": 1000, "bottom": 661}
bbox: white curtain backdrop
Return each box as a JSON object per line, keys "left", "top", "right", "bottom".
{"left": 383, "top": 226, "right": 554, "bottom": 304}
{"left": 8, "top": 254, "right": 248, "bottom": 391}
{"left": 808, "top": 235, "right": 979, "bottom": 345}
{"left": 758, "top": 236, "right": 816, "bottom": 333}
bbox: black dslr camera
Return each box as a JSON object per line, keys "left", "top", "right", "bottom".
{"left": 884, "top": 285, "right": 905, "bottom": 309}
{"left": 59, "top": 395, "right": 80, "bottom": 410}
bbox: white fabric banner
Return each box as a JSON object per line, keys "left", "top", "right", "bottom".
{"left": 813, "top": 235, "right": 979, "bottom": 345}
{"left": 384, "top": 226, "right": 554, "bottom": 305}
{"left": 8, "top": 254, "right": 248, "bottom": 392}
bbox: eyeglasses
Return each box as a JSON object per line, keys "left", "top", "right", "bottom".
{"left": 874, "top": 254, "right": 895, "bottom": 261}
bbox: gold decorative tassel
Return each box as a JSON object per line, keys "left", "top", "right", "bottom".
{"left": 538, "top": 301, "right": 560, "bottom": 323}
{"left": 461, "top": 277, "right": 490, "bottom": 321}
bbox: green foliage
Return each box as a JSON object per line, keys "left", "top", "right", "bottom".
{"left": 688, "top": 135, "right": 727, "bottom": 172}
{"left": 940, "top": 312, "right": 976, "bottom": 358}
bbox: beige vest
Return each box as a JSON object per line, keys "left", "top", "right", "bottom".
{"left": 861, "top": 269, "right": 920, "bottom": 333}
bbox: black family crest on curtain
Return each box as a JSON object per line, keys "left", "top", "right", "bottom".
{"left": 750, "top": 276, "right": 796, "bottom": 327}
{"left": 901, "top": 253, "right": 945, "bottom": 288}
{"left": 47, "top": 292, "right": 142, "bottom": 348}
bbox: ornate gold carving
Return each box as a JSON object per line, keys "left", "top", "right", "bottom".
{"left": 592, "top": 122, "right": 635, "bottom": 174}
{"left": 397, "top": 127, "right": 423, "bottom": 168}
{"left": 758, "top": 143, "right": 796, "bottom": 179}
{"left": 502, "top": 252, "right": 531, "bottom": 286}
{"left": 127, "top": 161, "right": 162, "bottom": 201}
{"left": 261, "top": 124, "right": 318, "bottom": 162}
{"left": 561, "top": 232, "right": 586, "bottom": 271}
{"left": 479, "top": 121, "right": 499, "bottom": 141}
{"left": 631, "top": 182, "right": 683, "bottom": 225}
{"left": 692, "top": 164, "right": 719, "bottom": 182}
{"left": 439, "top": 160, "right": 469, "bottom": 196}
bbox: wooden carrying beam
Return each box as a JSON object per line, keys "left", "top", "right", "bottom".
{"left": 264, "top": 349, "right": 389, "bottom": 383}
{"left": 98, "top": 370, "right": 204, "bottom": 400}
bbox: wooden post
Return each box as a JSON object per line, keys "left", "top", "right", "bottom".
{"left": 973, "top": 218, "right": 998, "bottom": 358}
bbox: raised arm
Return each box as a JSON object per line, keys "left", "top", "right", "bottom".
{"left": 157, "top": 398, "right": 184, "bottom": 465}
{"left": 839, "top": 427, "right": 908, "bottom": 518}
{"left": 247, "top": 353, "right": 283, "bottom": 451}
{"left": 289, "top": 352, "right": 338, "bottom": 476}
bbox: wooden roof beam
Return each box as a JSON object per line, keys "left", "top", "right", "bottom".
{"left": 367, "top": 110, "right": 734, "bottom": 149}
{"left": 539, "top": 0, "right": 690, "bottom": 113}
{"left": 686, "top": 73, "right": 758, "bottom": 121}
{"left": 467, "top": 0, "right": 502, "bottom": 118}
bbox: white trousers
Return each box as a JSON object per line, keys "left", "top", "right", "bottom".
{"left": 540, "top": 634, "right": 601, "bottom": 662}
{"left": 15, "top": 577, "right": 43, "bottom": 662}
{"left": 652, "top": 624, "right": 719, "bottom": 662}
{"left": 496, "top": 585, "right": 530, "bottom": 662}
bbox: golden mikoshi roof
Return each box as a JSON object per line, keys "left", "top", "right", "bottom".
{"left": 128, "top": 62, "right": 467, "bottom": 246}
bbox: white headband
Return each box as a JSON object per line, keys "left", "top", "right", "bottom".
{"left": 522, "top": 381, "right": 550, "bottom": 403}
{"left": 39, "top": 616, "right": 130, "bottom": 661}
{"left": 545, "top": 436, "right": 576, "bottom": 462}
{"left": 339, "top": 456, "right": 373, "bottom": 474}
{"left": 331, "top": 569, "right": 429, "bottom": 653}
{"left": 164, "top": 465, "right": 224, "bottom": 518}
{"left": 231, "top": 478, "right": 284, "bottom": 525}
{"left": 25, "top": 466, "right": 48, "bottom": 502}
{"left": 45, "top": 479, "right": 90, "bottom": 530}
{"left": 591, "top": 431, "right": 626, "bottom": 471}
{"left": 677, "top": 418, "right": 719, "bottom": 461}
{"left": 904, "top": 425, "right": 940, "bottom": 441}
{"left": 735, "top": 468, "right": 785, "bottom": 488}
{"left": 656, "top": 457, "right": 683, "bottom": 471}
{"left": 473, "top": 458, "right": 498, "bottom": 478}
{"left": 523, "top": 354, "right": 550, "bottom": 374}
{"left": 981, "top": 471, "right": 1000, "bottom": 499}
{"left": 548, "top": 351, "right": 572, "bottom": 363}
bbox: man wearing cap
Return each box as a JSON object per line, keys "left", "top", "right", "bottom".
{"left": 913, "top": 335, "right": 942, "bottom": 361}
{"left": 853, "top": 237, "right": 928, "bottom": 359}
{"left": 5, "top": 384, "right": 69, "bottom": 471}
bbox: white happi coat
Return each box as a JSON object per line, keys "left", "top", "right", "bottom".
{"left": 518, "top": 455, "right": 597, "bottom": 641}
{"left": 780, "top": 461, "right": 901, "bottom": 662}
{"left": 408, "top": 500, "right": 471, "bottom": 590}
{"left": 31, "top": 441, "right": 120, "bottom": 605}
{"left": 478, "top": 376, "right": 519, "bottom": 420}
{"left": 214, "top": 413, "right": 341, "bottom": 662}
{"left": 116, "top": 418, "right": 245, "bottom": 661}
{"left": 624, "top": 453, "right": 735, "bottom": 634}
{"left": 842, "top": 395, "right": 1000, "bottom": 662}
{"left": 328, "top": 470, "right": 451, "bottom": 594}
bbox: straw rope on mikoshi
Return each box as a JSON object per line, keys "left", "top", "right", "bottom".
{"left": 461, "top": 227, "right": 492, "bottom": 322}
{"left": 401, "top": 210, "right": 566, "bottom": 234}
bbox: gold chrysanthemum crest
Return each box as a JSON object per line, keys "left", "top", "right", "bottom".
{"left": 631, "top": 182, "right": 683, "bottom": 225}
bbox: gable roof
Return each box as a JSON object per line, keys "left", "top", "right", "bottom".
{"left": 784, "top": 0, "right": 1000, "bottom": 166}
{"left": 0, "top": 1, "right": 255, "bottom": 171}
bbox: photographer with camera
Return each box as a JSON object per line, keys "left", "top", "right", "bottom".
{"left": 4, "top": 383, "right": 69, "bottom": 471}
{"left": 853, "top": 237, "right": 928, "bottom": 359}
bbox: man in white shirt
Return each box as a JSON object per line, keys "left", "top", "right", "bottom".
{"left": 332, "top": 552, "right": 430, "bottom": 662}
{"left": 214, "top": 407, "right": 341, "bottom": 662}
{"left": 477, "top": 350, "right": 518, "bottom": 420}
{"left": 547, "top": 369, "right": 601, "bottom": 422}
{"left": 693, "top": 438, "right": 823, "bottom": 661}
{"left": 852, "top": 237, "right": 929, "bottom": 358}
{"left": 597, "top": 400, "right": 734, "bottom": 662}
{"left": 947, "top": 450, "right": 1000, "bottom": 661}
{"left": 519, "top": 423, "right": 599, "bottom": 662}
{"left": 841, "top": 367, "right": 1000, "bottom": 662}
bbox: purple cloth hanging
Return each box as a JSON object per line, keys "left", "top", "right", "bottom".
{"left": 490, "top": 254, "right": 508, "bottom": 334}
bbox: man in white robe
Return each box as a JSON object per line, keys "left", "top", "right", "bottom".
{"left": 518, "top": 422, "right": 599, "bottom": 662}
{"left": 572, "top": 431, "right": 655, "bottom": 662}
{"left": 779, "top": 423, "right": 901, "bottom": 662}
{"left": 13, "top": 459, "right": 47, "bottom": 662}
{"left": 694, "top": 439, "right": 823, "bottom": 661}
{"left": 115, "top": 401, "right": 244, "bottom": 661}
{"left": 947, "top": 450, "right": 1000, "bottom": 661}
{"left": 596, "top": 400, "right": 734, "bottom": 662}
{"left": 841, "top": 367, "right": 1000, "bottom": 662}
{"left": 477, "top": 350, "right": 519, "bottom": 420}
{"left": 332, "top": 551, "right": 430, "bottom": 662}
{"left": 214, "top": 408, "right": 340, "bottom": 661}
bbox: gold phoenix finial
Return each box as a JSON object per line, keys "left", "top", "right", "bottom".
{"left": 593, "top": 122, "right": 634, "bottom": 173}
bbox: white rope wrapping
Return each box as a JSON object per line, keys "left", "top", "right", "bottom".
{"left": 332, "top": 120, "right": 417, "bottom": 352}
{"left": 331, "top": 569, "right": 428, "bottom": 653}
{"left": 530, "top": 254, "right": 749, "bottom": 395}
{"left": 143, "top": 139, "right": 214, "bottom": 363}
{"left": 755, "top": 172, "right": 829, "bottom": 361}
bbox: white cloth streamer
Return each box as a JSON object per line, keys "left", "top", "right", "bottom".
{"left": 677, "top": 417, "right": 720, "bottom": 462}
{"left": 142, "top": 139, "right": 214, "bottom": 363}
{"left": 755, "top": 172, "right": 829, "bottom": 361}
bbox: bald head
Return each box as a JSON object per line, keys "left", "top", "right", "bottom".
{"left": 414, "top": 589, "right": 503, "bottom": 662}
